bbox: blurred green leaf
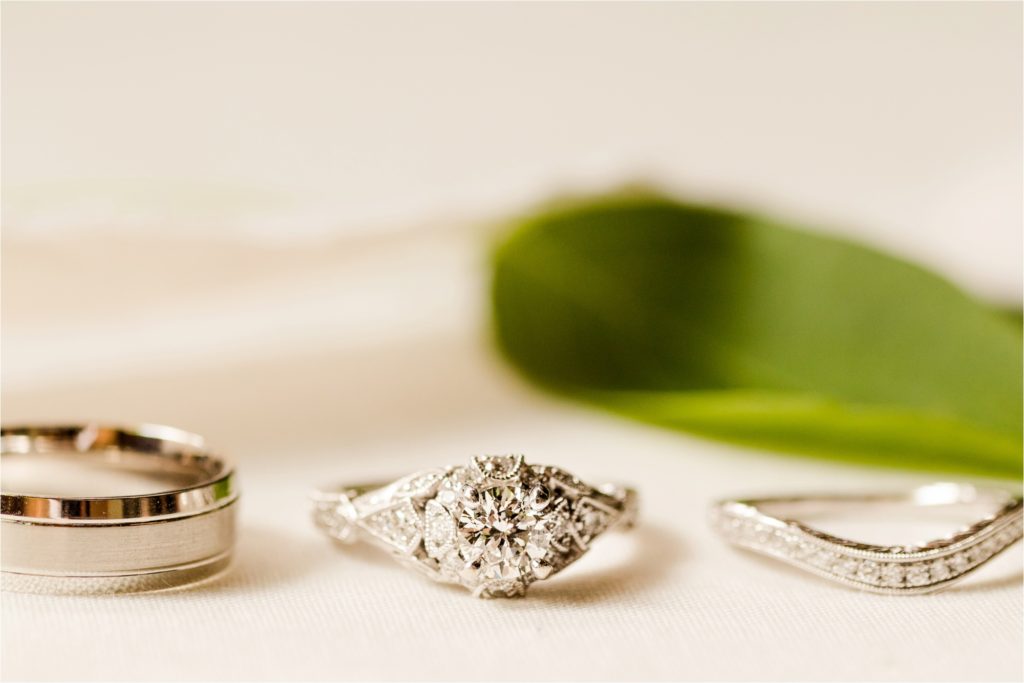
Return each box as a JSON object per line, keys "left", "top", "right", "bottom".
{"left": 491, "top": 194, "right": 1022, "bottom": 479}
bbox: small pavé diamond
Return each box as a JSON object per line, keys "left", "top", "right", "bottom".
{"left": 856, "top": 561, "right": 880, "bottom": 584}
{"left": 948, "top": 553, "right": 970, "bottom": 574}
{"left": 811, "top": 549, "right": 837, "bottom": 570}
{"left": 574, "top": 500, "right": 612, "bottom": 547}
{"left": 362, "top": 499, "right": 422, "bottom": 551}
{"left": 768, "top": 531, "right": 790, "bottom": 552}
{"left": 396, "top": 470, "right": 443, "bottom": 497}
{"left": 880, "top": 563, "right": 904, "bottom": 587}
{"left": 837, "top": 557, "right": 860, "bottom": 577}
{"left": 526, "top": 510, "right": 569, "bottom": 561}
{"left": 905, "top": 563, "right": 930, "bottom": 586}
{"left": 781, "top": 534, "right": 806, "bottom": 558}
{"left": 424, "top": 500, "right": 457, "bottom": 560}
{"left": 979, "top": 538, "right": 999, "bottom": 559}
{"left": 929, "top": 559, "right": 951, "bottom": 581}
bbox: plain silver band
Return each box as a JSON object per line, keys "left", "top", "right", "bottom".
{"left": 710, "top": 482, "right": 1023, "bottom": 594}
{"left": 1, "top": 424, "right": 238, "bottom": 593}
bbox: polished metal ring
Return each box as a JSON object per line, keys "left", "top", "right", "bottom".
{"left": 710, "top": 483, "right": 1022, "bottom": 594}
{"left": 312, "top": 454, "right": 638, "bottom": 598}
{"left": 1, "top": 424, "right": 239, "bottom": 594}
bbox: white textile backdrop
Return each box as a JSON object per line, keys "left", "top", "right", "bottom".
{"left": 2, "top": 3, "right": 1021, "bottom": 681}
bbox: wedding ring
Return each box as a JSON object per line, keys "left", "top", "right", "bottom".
{"left": 1, "top": 424, "right": 238, "bottom": 594}
{"left": 710, "top": 483, "right": 1022, "bottom": 594}
{"left": 312, "top": 454, "right": 638, "bottom": 598}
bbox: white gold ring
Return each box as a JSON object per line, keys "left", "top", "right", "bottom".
{"left": 312, "top": 454, "right": 638, "bottom": 598}
{"left": 710, "top": 483, "right": 1022, "bottom": 594}
{"left": 1, "top": 424, "right": 239, "bottom": 594}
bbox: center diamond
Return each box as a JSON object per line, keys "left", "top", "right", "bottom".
{"left": 457, "top": 485, "right": 550, "bottom": 582}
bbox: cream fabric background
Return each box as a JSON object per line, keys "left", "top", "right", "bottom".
{"left": 2, "top": 3, "right": 1021, "bottom": 681}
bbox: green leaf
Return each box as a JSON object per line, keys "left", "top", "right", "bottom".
{"left": 491, "top": 194, "right": 1022, "bottom": 479}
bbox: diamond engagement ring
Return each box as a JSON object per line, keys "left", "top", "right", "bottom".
{"left": 312, "top": 455, "right": 638, "bottom": 598}
{"left": 710, "top": 483, "right": 1022, "bottom": 594}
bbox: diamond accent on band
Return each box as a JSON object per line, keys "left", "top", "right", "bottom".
{"left": 573, "top": 499, "right": 613, "bottom": 549}
{"left": 929, "top": 559, "right": 952, "bottom": 582}
{"left": 811, "top": 548, "right": 838, "bottom": 572}
{"left": 395, "top": 470, "right": 444, "bottom": 498}
{"left": 948, "top": 553, "right": 970, "bottom": 574}
{"left": 856, "top": 560, "right": 880, "bottom": 584}
{"left": 424, "top": 500, "right": 457, "bottom": 561}
{"left": 837, "top": 557, "right": 859, "bottom": 578}
{"left": 710, "top": 496, "right": 1023, "bottom": 595}
{"left": 879, "top": 562, "right": 904, "bottom": 587}
{"left": 313, "top": 496, "right": 358, "bottom": 542}
{"left": 905, "top": 564, "right": 930, "bottom": 587}
{"left": 361, "top": 499, "right": 423, "bottom": 554}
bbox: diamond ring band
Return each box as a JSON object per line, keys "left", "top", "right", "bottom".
{"left": 710, "top": 483, "right": 1022, "bottom": 594}
{"left": 312, "top": 455, "right": 638, "bottom": 598}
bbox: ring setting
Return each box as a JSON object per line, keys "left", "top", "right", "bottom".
{"left": 313, "top": 454, "right": 637, "bottom": 598}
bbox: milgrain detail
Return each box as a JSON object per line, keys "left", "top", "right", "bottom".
{"left": 313, "top": 456, "right": 638, "bottom": 598}
{"left": 710, "top": 486, "right": 1022, "bottom": 595}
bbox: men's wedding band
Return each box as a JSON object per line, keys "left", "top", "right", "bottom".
{"left": 1, "top": 424, "right": 238, "bottom": 594}
{"left": 710, "top": 483, "right": 1022, "bottom": 594}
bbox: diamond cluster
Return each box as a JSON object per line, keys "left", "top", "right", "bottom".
{"left": 712, "top": 506, "right": 1023, "bottom": 593}
{"left": 347, "top": 455, "right": 622, "bottom": 597}
{"left": 422, "top": 455, "right": 577, "bottom": 596}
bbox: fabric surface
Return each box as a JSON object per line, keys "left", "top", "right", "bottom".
{"left": 2, "top": 3, "right": 1021, "bottom": 680}
{"left": 2, "top": 230, "right": 1021, "bottom": 681}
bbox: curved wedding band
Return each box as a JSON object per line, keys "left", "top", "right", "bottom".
{"left": 1, "top": 424, "right": 239, "bottom": 594}
{"left": 312, "top": 455, "right": 638, "bottom": 598}
{"left": 710, "top": 483, "right": 1022, "bottom": 594}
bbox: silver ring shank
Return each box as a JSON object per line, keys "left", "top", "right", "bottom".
{"left": 1, "top": 424, "right": 238, "bottom": 592}
{"left": 710, "top": 483, "right": 1023, "bottom": 594}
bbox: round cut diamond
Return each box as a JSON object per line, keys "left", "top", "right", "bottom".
{"left": 457, "top": 485, "right": 550, "bottom": 582}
